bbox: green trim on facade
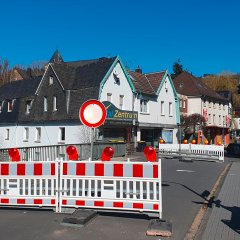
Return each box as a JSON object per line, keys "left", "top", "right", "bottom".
{"left": 156, "top": 70, "right": 180, "bottom": 124}
{"left": 98, "top": 56, "right": 136, "bottom": 100}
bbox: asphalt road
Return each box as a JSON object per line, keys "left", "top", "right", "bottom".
{"left": 0, "top": 156, "right": 229, "bottom": 240}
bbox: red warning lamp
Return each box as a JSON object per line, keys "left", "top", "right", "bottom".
{"left": 101, "top": 147, "right": 114, "bottom": 161}
{"left": 8, "top": 148, "right": 20, "bottom": 162}
{"left": 66, "top": 146, "right": 79, "bottom": 161}
{"left": 143, "top": 146, "right": 157, "bottom": 162}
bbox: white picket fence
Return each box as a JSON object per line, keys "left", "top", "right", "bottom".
{"left": 158, "top": 143, "right": 224, "bottom": 162}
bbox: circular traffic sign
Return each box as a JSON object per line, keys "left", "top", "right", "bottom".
{"left": 79, "top": 99, "right": 106, "bottom": 128}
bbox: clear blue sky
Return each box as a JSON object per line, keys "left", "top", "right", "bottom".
{"left": 0, "top": 0, "right": 239, "bottom": 76}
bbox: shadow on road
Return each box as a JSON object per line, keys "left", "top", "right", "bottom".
{"left": 163, "top": 180, "right": 240, "bottom": 235}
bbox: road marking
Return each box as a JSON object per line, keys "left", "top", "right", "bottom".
{"left": 176, "top": 170, "right": 195, "bottom": 173}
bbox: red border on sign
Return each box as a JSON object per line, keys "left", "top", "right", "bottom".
{"left": 79, "top": 99, "right": 106, "bottom": 128}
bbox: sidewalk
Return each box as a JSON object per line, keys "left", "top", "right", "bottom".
{"left": 201, "top": 162, "right": 240, "bottom": 240}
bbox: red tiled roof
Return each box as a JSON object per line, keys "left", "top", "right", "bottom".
{"left": 173, "top": 71, "right": 228, "bottom": 101}
{"left": 128, "top": 70, "right": 166, "bottom": 95}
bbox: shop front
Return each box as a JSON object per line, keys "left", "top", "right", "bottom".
{"left": 100, "top": 101, "right": 138, "bottom": 144}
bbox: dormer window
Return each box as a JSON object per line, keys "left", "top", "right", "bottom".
{"left": 26, "top": 100, "right": 32, "bottom": 114}
{"left": 49, "top": 76, "right": 53, "bottom": 85}
{"left": 8, "top": 100, "right": 14, "bottom": 112}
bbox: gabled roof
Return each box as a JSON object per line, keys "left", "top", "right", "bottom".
{"left": 0, "top": 76, "right": 42, "bottom": 100}
{"left": 173, "top": 71, "right": 228, "bottom": 102}
{"left": 50, "top": 57, "right": 117, "bottom": 90}
{"left": 128, "top": 70, "right": 166, "bottom": 95}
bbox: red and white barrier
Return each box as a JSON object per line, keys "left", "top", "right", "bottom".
{"left": 0, "top": 162, "right": 58, "bottom": 211}
{"left": 59, "top": 160, "right": 162, "bottom": 218}
{"left": 0, "top": 146, "right": 162, "bottom": 218}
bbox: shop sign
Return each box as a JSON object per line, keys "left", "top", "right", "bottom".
{"left": 102, "top": 101, "right": 138, "bottom": 121}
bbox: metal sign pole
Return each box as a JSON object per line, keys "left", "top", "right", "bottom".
{"left": 90, "top": 128, "right": 94, "bottom": 161}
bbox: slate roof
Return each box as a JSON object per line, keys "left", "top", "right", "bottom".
{"left": 0, "top": 76, "right": 42, "bottom": 100}
{"left": 0, "top": 76, "right": 42, "bottom": 124}
{"left": 51, "top": 57, "right": 116, "bottom": 90}
{"left": 49, "top": 50, "right": 64, "bottom": 63}
{"left": 128, "top": 70, "right": 166, "bottom": 95}
{"left": 173, "top": 71, "right": 228, "bottom": 102}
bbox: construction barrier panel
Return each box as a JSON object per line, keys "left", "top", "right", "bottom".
{"left": 0, "top": 161, "right": 58, "bottom": 211}
{"left": 0, "top": 159, "right": 162, "bottom": 218}
{"left": 59, "top": 160, "right": 162, "bottom": 218}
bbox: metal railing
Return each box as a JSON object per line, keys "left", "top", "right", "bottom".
{"left": 0, "top": 142, "right": 126, "bottom": 162}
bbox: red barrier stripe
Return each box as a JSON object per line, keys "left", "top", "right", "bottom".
{"left": 153, "top": 165, "right": 158, "bottom": 178}
{"left": 63, "top": 163, "right": 68, "bottom": 175}
{"left": 153, "top": 204, "right": 159, "bottom": 210}
{"left": 95, "top": 163, "right": 104, "bottom": 176}
{"left": 76, "top": 200, "right": 85, "bottom": 206}
{"left": 76, "top": 163, "right": 86, "bottom": 176}
{"left": 133, "top": 203, "right": 143, "bottom": 209}
{"left": 113, "top": 164, "right": 123, "bottom": 177}
{"left": 1, "top": 164, "right": 9, "bottom": 176}
{"left": 62, "top": 200, "right": 67, "bottom": 205}
{"left": 113, "top": 202, "right": 123, "bottom": 208}
{"left": 94, "top": 201, "right": 104, "bottom": 207}
{"left": 17, "top": 164, "right": 26, "bottom": 176}
{"left": 0, "top": 198, "right": 9, "bottom": 204}
{"left": 133, "top": 164, "right": 143, "bottom": 177}
{"left": 17, "top": 199, "right": 26, "bottom": 204}
{"left": 51, "top": 199, "right": 55, "bottom": 205}
{"left": 51, "top": 163, "right": 55, "bottom": 175}
{"left": 34, "top": 199, "right": 43, "bottom": 204}
{"left": 34, "top": 163, "right": 42, "bottom": 176}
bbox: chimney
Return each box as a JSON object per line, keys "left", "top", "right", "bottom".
{"left": 135, "top": 65, "right": 142, "bottom": 74}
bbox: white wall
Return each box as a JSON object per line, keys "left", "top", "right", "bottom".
{"left": 99, "top": 62, "right": 133, "bottom": 111}
{"left": 0, "top": 123, "right": 89, "bottom": 149}
{"left": 134, "top": 75, "right": 177, "bottom": 125}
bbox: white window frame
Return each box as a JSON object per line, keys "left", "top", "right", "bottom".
{"left": 161, "top": 101, "right": 165, "bottom": 115}
{"left": 219, "top": 115, "right": 221, "bottom": 125}
{"left": 169, "top": 102, "right": 173, "bottom": 116}
{"left": 208, "top": 101, "right": 211, "bottom": 108}
{"left": 8, "top": 100, "right": 14, "bottom": 112}
{"left": 179, "top": 99, "right": 182, "bottom": 108}
{"left": 5, "top": 129, "right": 9, "bottom": 140}
{"left": 26, "top": 100, "right": 32, "bottom": 114}
{"left": 223, "top": 104, "right": 225, "bottom": 110}
{"left": 59, "top": 127, "right": 65, "bottom": 142}
{"left": 203, "top": 100, "right": 206, "bottom": 107}
{"left": 53, "top": 96, "right": 57, "bottom": 111}
{"left": 23, "top": 127, "right": 29, "bottom": 141}
{"left": 44, "top": 97, "right": 48, "bottom": 112}
{"left": 140, "top": 99, "right": 148, "bottom": 113}
{"left": 219, "top": 104, "right": 222, "bottom": 110}
{"left": 183, "top": 100, "right": 186, "bottom": 109}
{"left": 208, "top": 114, "right": 211, "bottom": 124}
{"left": 119, "top": 95, "right": 124, "bottom": 110}
{"left": 107, "top": 93, "right": 112, "bottom": 102}
{"left": 49, "top": 76, "right": 53, "bottom": 85}
{"left": 35, "top": 127, "right": 41, "bottom": 142}
{"left": 213, "top": 114, "right": 216, "bottom": 124}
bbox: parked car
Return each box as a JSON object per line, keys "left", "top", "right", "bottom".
{"left": 226, "top": 143, "right": 240, "bottom": 156}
